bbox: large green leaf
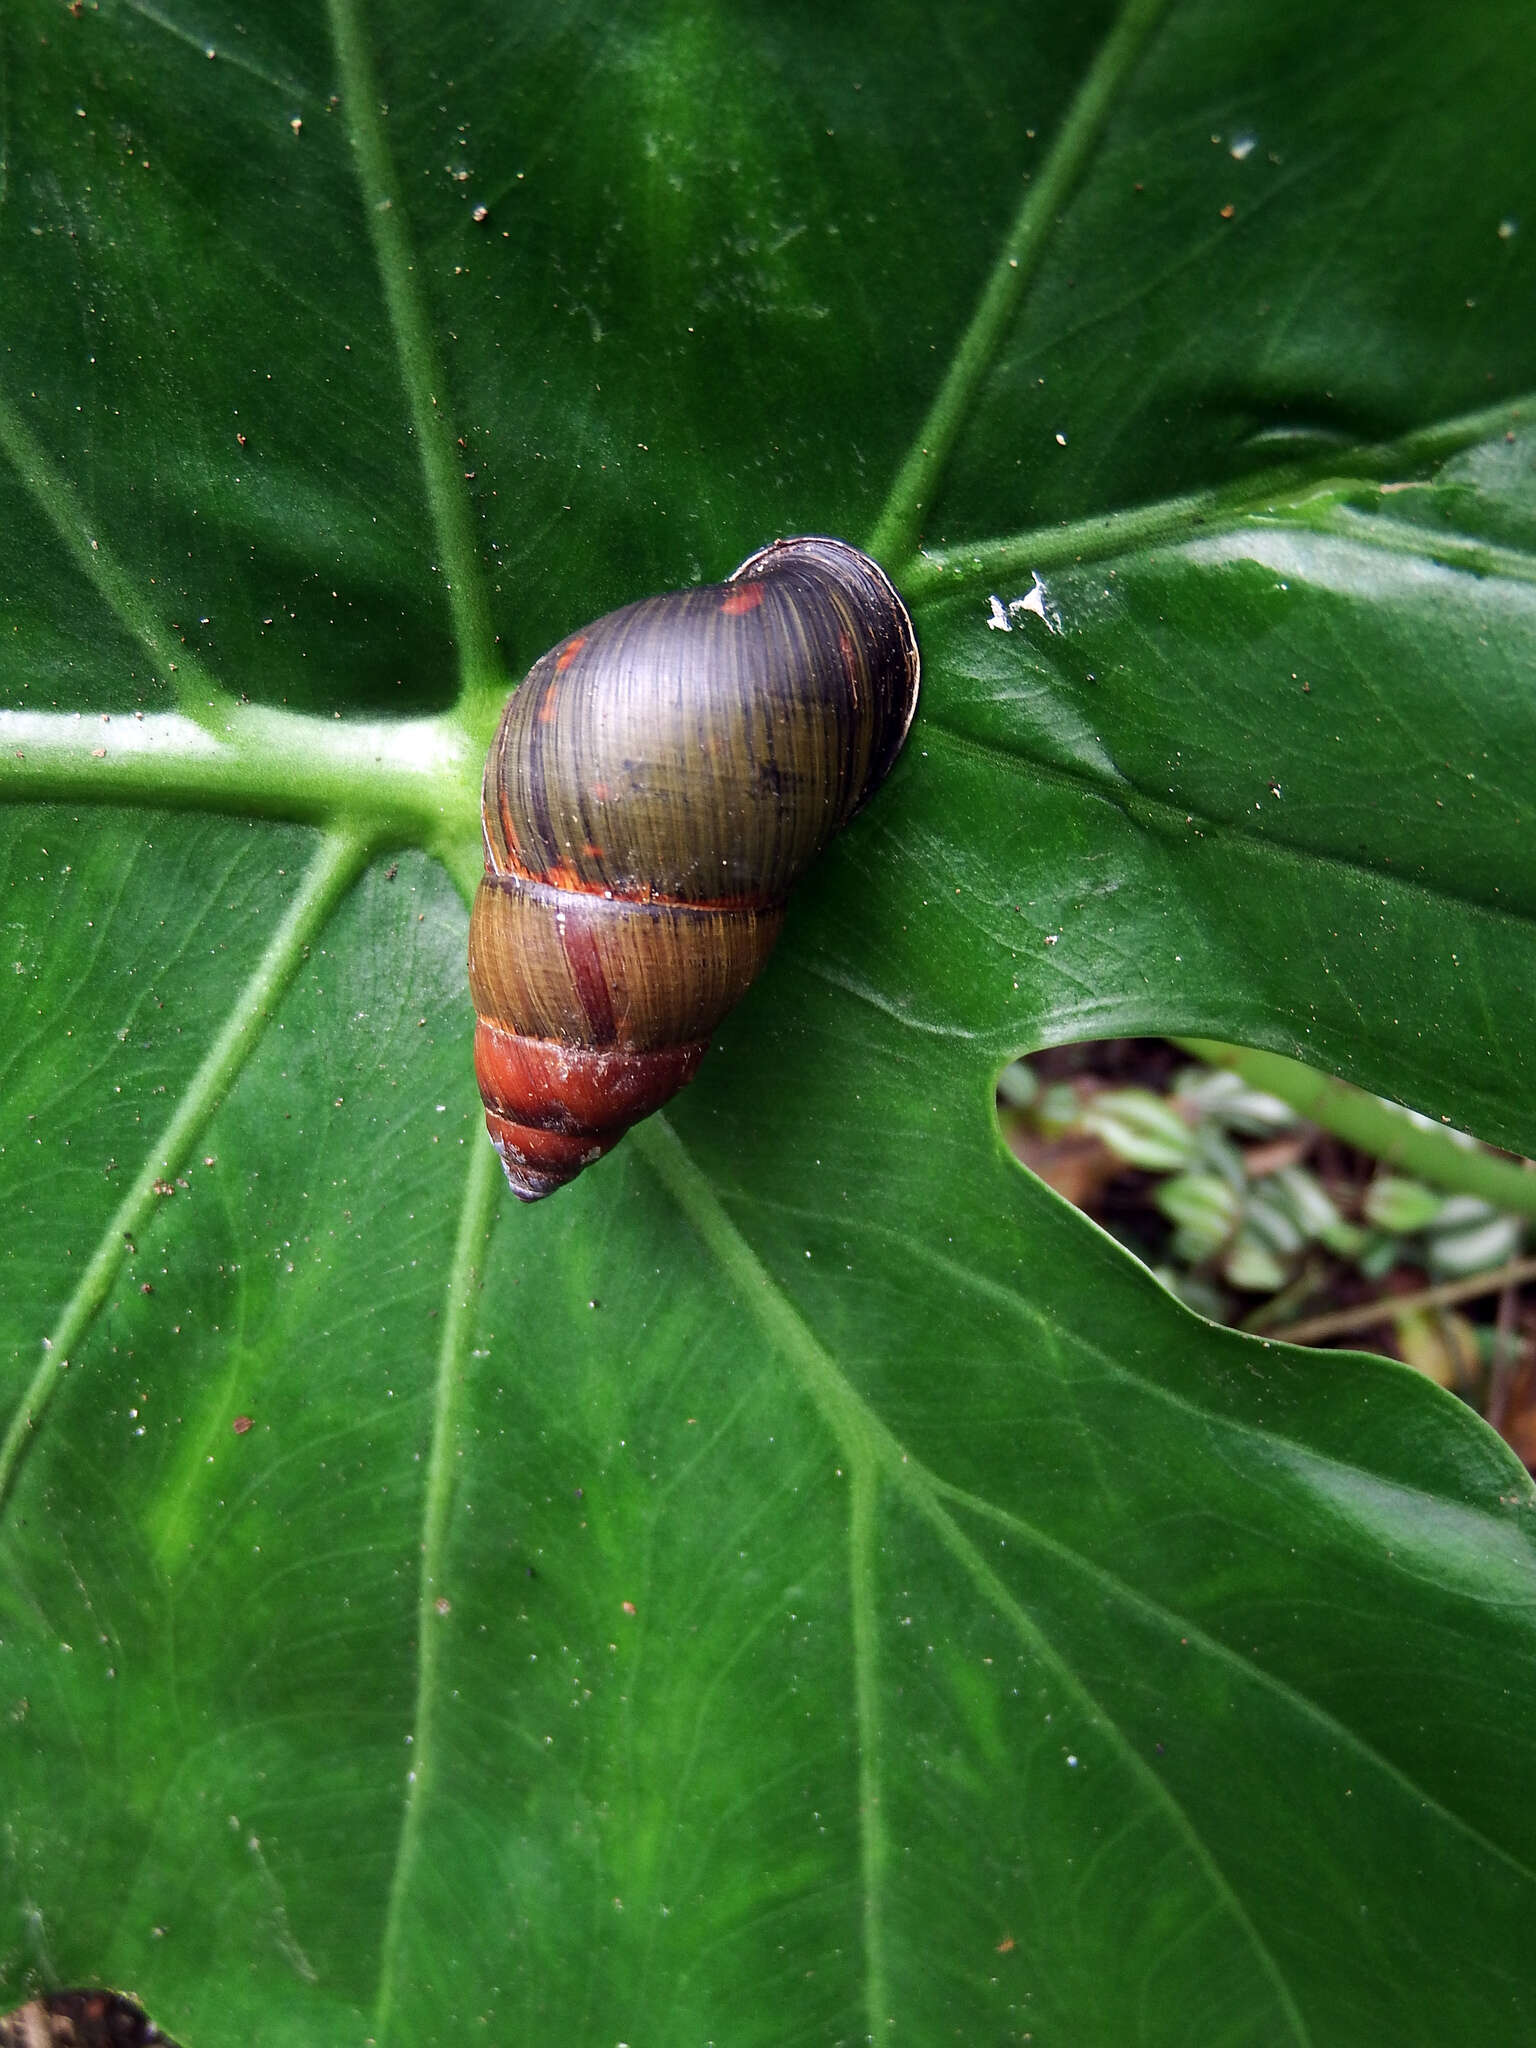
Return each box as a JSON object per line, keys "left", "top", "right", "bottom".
{"left": 3, "top": 2, "right": 1534, "bottom": 2042}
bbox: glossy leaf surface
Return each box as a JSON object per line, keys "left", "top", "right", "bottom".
{"left": 2, "top": 2, "right": 1534, "bottom": 2043}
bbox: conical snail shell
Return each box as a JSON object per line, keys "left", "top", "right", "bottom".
{"left": 468, "top": 536, "right": 920, "bottom": 1199}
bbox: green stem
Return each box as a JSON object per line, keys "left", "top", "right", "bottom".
{"left": 0, "top": 831, "right": 370, "bottom": 1515}
{"left": 867, "top": 0, "right": 1173, "bottom": 570}
{"left": 1175, "top": 1039, "right": 1536, "bottom": 1218}
{"left": 326, "top": 0, "right": 503, "bottom": 719}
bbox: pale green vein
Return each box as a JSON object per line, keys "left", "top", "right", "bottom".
{"left": 906, "top": 1491, "right": 1318, "bottom": 2042}
{"left": 0, "top": 385, "right": 231, "bottom": 724}
{"left": 0, "top": 830, "right": 368, "bottom": 1515}
{"left": 1350, "top": 391, "right": 1536, "bottom": 475}
{"left": 760, "top": 1195, "right": 1527, "bottom": 1544}
{"left": 633, "top": 1120, "right": 886, "bottom": 1465}
{"left": 910, "top": 714, "right": 1533, "bottom": 950}
{"left": 325, "top": 0, "right": 502, "bottom": 720}
{"left": 849, "top": 1459, "right": 889, "bottom": 2043}
{"left": 634, "top": 1113, "right": 1308, "bottom": 2035}
{"left": 1297, "top": 506, "right": 1536, "bottom": 587}
{"left": 372, "top": 1133, "right": 500, "bottom": 2048}
{"left": 900, "top": 390, "right": 1536, "bottom": 600}
{"left": 867, "top": 0, "right": 1173, "bottom": 571}
{"left": 121, "top": 0, "right": 293, "bottom": 92}
{"left": 935, "top": 1478, "right": 1536, "bottom": 1891}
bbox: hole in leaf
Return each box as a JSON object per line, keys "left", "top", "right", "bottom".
{"left": 0, "top": 1992, "right": 175, "bottom": 2047}
{"left": 997, "top": 1037, "right": 1536, "bottom": 1468}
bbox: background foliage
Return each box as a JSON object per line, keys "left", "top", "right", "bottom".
{"left": 3, "top": 1, "right": 1535, "bottom": 2042}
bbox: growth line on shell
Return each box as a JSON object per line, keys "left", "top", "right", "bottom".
{"left": 0, "top": 832, "right": 369, "bottom": 1516}
{"left": 867, "top": 0, "right": 1174, "bottom": 573}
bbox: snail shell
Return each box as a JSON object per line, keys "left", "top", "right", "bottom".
{"left": 468, "top": 536, "right": 920, "bottom": 1199}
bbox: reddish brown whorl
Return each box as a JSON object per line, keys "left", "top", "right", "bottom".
{"left": 474, "top": 1019, "right": 708, "bottom": 1200}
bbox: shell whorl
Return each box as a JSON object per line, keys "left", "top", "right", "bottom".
{"left": 469, "top": 536, "right": 919, "bottom": 1199}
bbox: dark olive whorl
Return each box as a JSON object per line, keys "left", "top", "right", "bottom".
{"left": 469, "top": 535, "right": 919, "bottom": 1199}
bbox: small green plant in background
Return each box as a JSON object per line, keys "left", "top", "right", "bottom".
{"left": 1000, "top": 1041, "right": 1536, "bottom": 1414}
